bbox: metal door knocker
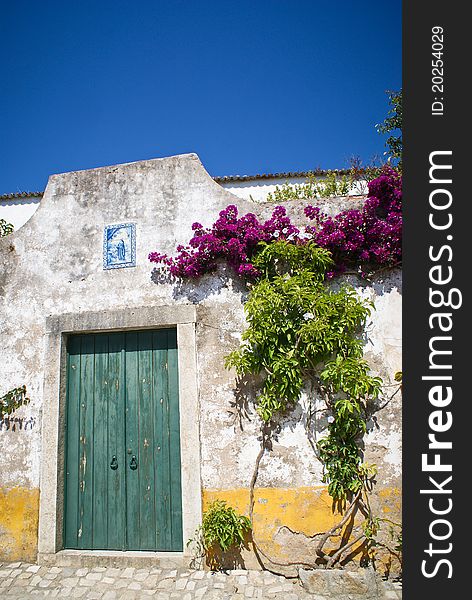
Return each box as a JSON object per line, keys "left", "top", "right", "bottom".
{"left": 130, "top": 455, "right": 138, "bottom": 470}
{"left": 110, "top": 455, "right": 118, "bottom": 470}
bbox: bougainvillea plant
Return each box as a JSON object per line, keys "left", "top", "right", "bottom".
{"left": 149, "top": 167, "right": 402, "bottom": 280}
{"left": 148, "top": 168, "right": 402, "bottom": 505}
{"left": 149, "top": 204, "right": 299, "bottom": 279}
{"left": 304, "top": 167, "right": 402, "bottom": 276}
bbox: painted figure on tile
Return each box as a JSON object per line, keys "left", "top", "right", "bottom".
{"left": 103, "top": 223, "right": 136, "bottom": 269}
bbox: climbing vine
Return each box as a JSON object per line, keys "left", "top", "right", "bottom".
{"left": 266, "top": 170, "right": 351, "bottom": 202}
{"left": 0, "top": 385, "right": 30, "bottom": 421}
{"left": 376, "top": 89, "right": 402, "bottom": 169}
{"left": 0, "top": 218, "right": 14, "bottom": 238}
{"left": 149, "top": 168, "right": 402, "bottom": 569}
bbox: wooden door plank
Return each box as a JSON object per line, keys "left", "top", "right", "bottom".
{"left": 64, "top": 335, "right": 82, "bottom": 548}
{"left": 107, "top": 333, "right": 127, "bottom": 550}
{"left": 167, "top": 329, "right": 183, "bottom": 551}
{"left": 91, "top": 334, "right": 109, "bottom": 548}
{"left": 77, "top": 334, "right": 95, "bottom": 549}
{"left": 124, "top": 331, "right": 140, "bottom": 550}
{"left": 137, "top": 330, "right": 156, "bottom": 550}
{"left": 153, "top": 329, "right": 172, "bottom": 550}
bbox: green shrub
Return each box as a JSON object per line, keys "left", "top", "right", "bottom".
{"left": 200, "top": 500, "right": 252, "bottom": 553}
{"left": 0, "top": 218, "right": 14, "bottom": 237}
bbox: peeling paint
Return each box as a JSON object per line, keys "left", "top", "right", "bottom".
{"left": 203, "top": 486, "right": 401, "bottom": 573}
{"left": 0, "top": 486, "right": 39, "bottom": 562}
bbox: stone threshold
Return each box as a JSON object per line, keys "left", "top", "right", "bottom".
{"left": 37, "top": 549, "right": 189, "bottom": 569}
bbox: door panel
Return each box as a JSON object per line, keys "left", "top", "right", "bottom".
{"left": 167, "top": 331, "right": 183, "bottom": 549}
{"left": 90, "top": 333, "right": 108, "bottom": 549}
{"left": 64, "top": 335, "right": 81, "bottom": 549}
{"left": 153, "top": 330, "right": 171, "bottom": 550}
{"left": 105, "top": 333, "right": 126, "bottom": 550}
{"left": 134, "top": 330, "right": 156, "bottom": 551}
{"left": 152, "top": 329, "right": 182, "bottom": 551}
{"left": 78, "top": 334, "right": 94, "bottom": 549}
{"left": 64, "top": 329, "right": 182, "bottom": 551}
{"left": 124, "top": 331, "right": 140, "bottom": 550}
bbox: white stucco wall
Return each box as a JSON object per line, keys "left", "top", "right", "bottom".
{"left": 0, "top": 197, "right": 42, "bottom": 230}
{"left": 220, "top": 177, "right": 368, "bottom": 202}
{"left": 0, "top": 153, "right": 401, "bottom": 490}
{"left": 220, "top": 177, "right": 308, "bottom": 202}
{"left": 0, "top": 174, "right": 369, "bottom": 230}
{"left": 0, "top": 154, "right": 401, "bottom": 567}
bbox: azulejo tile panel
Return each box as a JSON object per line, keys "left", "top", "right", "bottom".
{"left": 103, "top": 223, "right": 136, "bottom": 269}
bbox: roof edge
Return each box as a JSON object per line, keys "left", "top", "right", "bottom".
{"left": 0, "top": 191, "right": 44, "bottom": 201}
{"left": 1, "top": 168, "right": 359, "bottom": 199}
{"left": 213, "top": 169, "right": 352, "bottom": 183}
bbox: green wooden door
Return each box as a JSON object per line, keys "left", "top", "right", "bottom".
{"left": 64, "top": 329, "right": 183, "bottom": 551}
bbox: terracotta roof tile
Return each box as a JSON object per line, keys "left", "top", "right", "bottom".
{"left": 0, "top": 191, "right": 43, "bottom": 201}
{"left": 213, "top": 169, "right": 349, "bottom": 183}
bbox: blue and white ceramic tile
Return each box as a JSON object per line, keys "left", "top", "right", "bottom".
{"left": 103, "top": 223, "right": 136, "bottom": 269}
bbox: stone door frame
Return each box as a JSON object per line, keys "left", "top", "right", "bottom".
{"left": 37, "top": 305, "right": 201, "bottom": 562}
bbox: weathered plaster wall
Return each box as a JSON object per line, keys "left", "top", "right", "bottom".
{"left": 0, "top": 487, "right": 39, "bottom": 562}
{"left": 0, "top": 178, "right": 368, "bottom": 228}
{"left": 0, "top": 154, "right": 401, "bottom": 569}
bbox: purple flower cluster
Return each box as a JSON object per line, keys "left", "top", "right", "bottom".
{"left": 148, "top": 204, "right": 299, "bottom": 279}
{"left": 304, "top": 167, "right": 402, "bottom": 274}
{"left": 149, "top": 168, "right": 402, "bottom": 280}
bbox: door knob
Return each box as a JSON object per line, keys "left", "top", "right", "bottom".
{"left": 130, "top": 455, "right": 138, "bottom": 470}
{"left": 110, "top": 455, "right": 118, "bottom": 470}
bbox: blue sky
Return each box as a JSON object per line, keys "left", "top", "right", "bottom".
{"left": 0, "top": 0, "right": 401, "bottom": 195}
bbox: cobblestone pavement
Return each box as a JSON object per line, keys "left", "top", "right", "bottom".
{"left": 0, "top": 562, "right": 313, "bottom": 599}
{"left": 0, "top": 562, "right": 402, "bottom": 599}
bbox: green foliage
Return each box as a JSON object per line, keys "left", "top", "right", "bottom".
{"left": 266, "top": 180, "right": 315, "bottom": 202}
{"left": 226, "top": 242, "right": 374, "bottom": 425}
{"left": 362, "top": 516, "right": 402, "bottom": 565}
{"left": 0, "top": 218, "right": 14, "bottom": 238}
{"left": 347, "top": 156, "right": 385, "bottom": 195}
{"left": 317, "top": 434, "right": 363, "bottom": 499}
{"left": 198, "top": 500, "right": 252, "bottom": 553}
{"left": 320, "top": 356, "right": 383, "bottom": 399}
{"left": 362, "top": 515, "right": 382, "bottom": 542}
{"left": 317, "top": 358, "right": 381, "bottom": 500}
{"left": 320, "top": 171, "right": 351, "bottom": 197}
{"left": 225, "top": 241, "right": 382, "bottom": 500}
{"left": 376, "top": 89, "right": 402, "bottom": 168}
{"left": 0, "top": 385, "right": 29, "bottom": 420}
{"left": 251, "top": 240, "right": 333, "bottom": 281}
{"left": 391, "top": 525, "right": 402, "bottom": 555}
{"left": 266, "top": 170, "right": 351, "bottom": 202}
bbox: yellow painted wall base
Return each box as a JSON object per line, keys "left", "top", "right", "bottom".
{"left": 204, "top": 486, "right": 343, "bottom": 538}
{"left": 0, "top": 486, "right": 39, "bottom": 562}
{"left": 202, "top": 487, "right": 401, "bottom": 573}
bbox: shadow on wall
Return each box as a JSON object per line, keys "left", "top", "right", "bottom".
{"left": 151, "top": 263, "right": 402, "bottom": 304}
{"left": 330, "top": 268, "right": 402, "bottom": 297}
{"left": 202, "top": 532, "right": 253, "bottom": 571}
{"left": 0, "top": 416, "right": 36, "bottom": 431}
{"left": 151, "top": 265, "right": 248, "bottom": 304}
